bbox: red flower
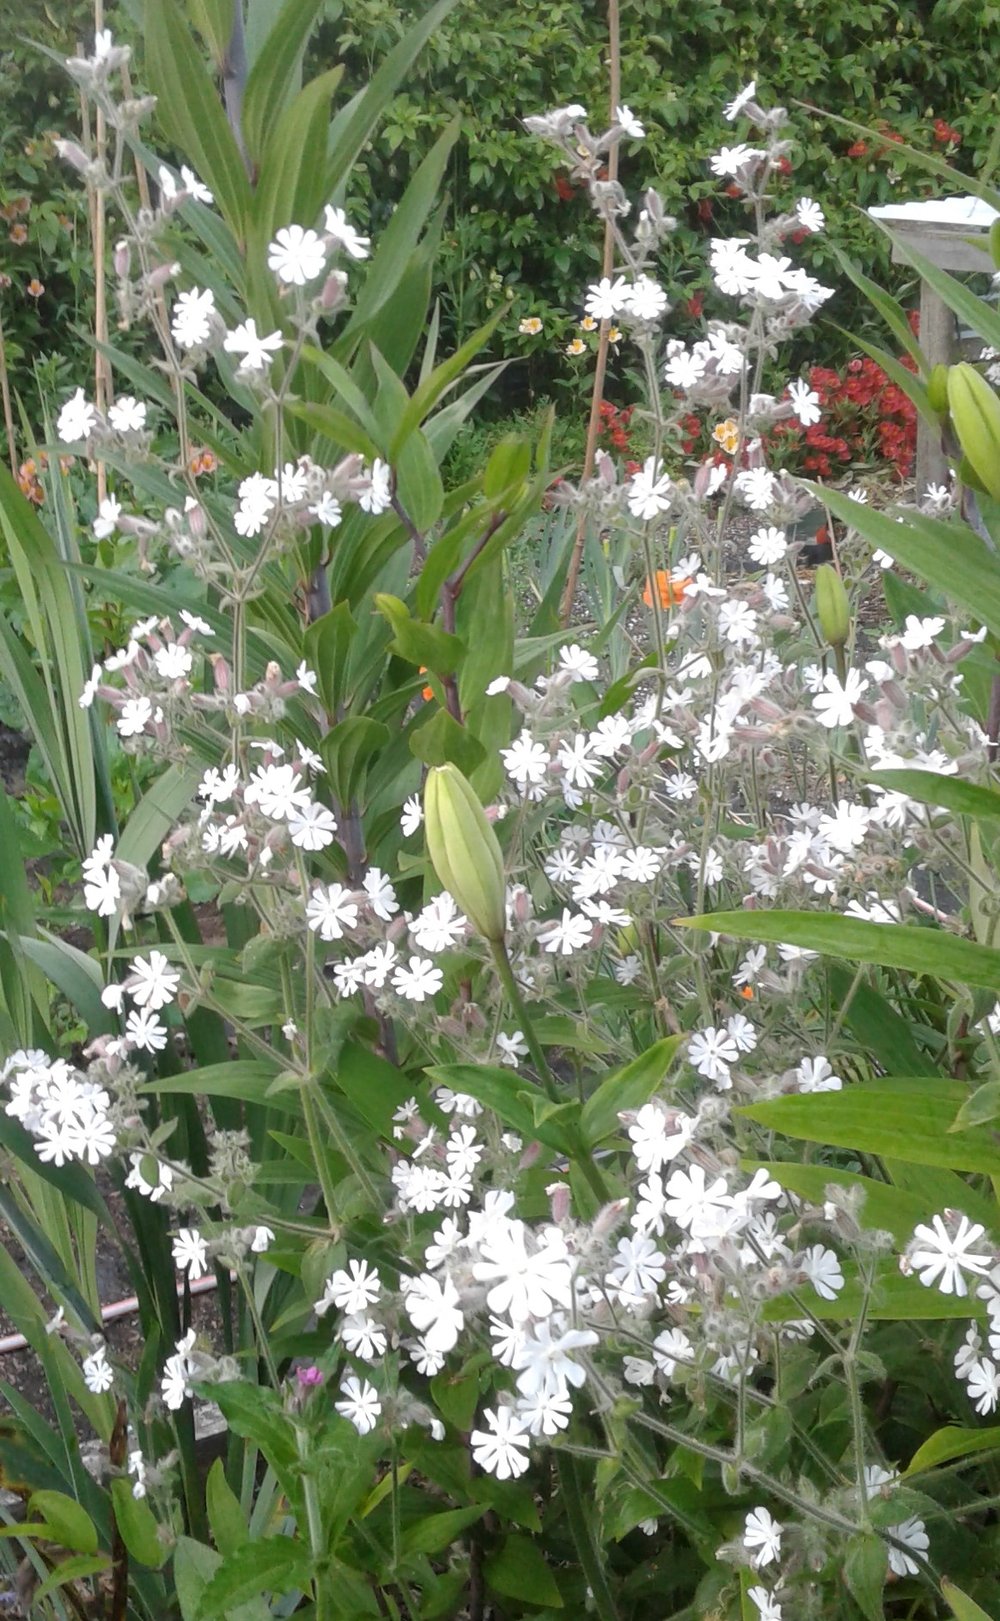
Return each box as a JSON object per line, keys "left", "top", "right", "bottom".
{"left": 847, "top": 141, "right": 868, "bottom": 158}
{"left": 684, "top": 290, "right": 705, "bottom": 319}
{"left": 553, "top": 174, "right": 575, "bottom": 202}
{"left": 697, "top": 198, "right": 713, "bottom": 223}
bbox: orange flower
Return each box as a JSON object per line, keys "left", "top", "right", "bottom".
{"left": 17, "top": 462, "right": 44, "bottom": 505}
{"left": 8, "top": 224, "right": 27, "bottom": 245}
{"left": 643, "top": 569, "right": 692, "bottom": 610}
{"left": 188, "top": 448, "right": 218, "bottom": 476}
{"left": 740, "top": 985, "right": 754, "bottom": 1000}
{"left": 26, "top": 278, "right": 44, "bottom": 299}
{"left": 418, "top": 666, "right": 434, "bottom": 702}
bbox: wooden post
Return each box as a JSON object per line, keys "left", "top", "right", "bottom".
{"left": 868, "top": 197, "right": 996, "bottom": 496}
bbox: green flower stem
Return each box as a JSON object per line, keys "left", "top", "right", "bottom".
{"left": 490, "top": 939, "right": 557, "bottom": 1100}
{"left": 556, "top": 1455, "right": 620, "bottom": 1621}
{"left": 490, "top": 940, "right": 611, "bottom": 1205}
{"left": 301, "top": 1081, "right": 344, "bottom": 1228}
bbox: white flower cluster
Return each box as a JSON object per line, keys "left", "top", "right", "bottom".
{"left": 3, "top": 1049, "right": 116, "bottom": 1167}
{"left": 903, "top": 1210, "right": 1000, "bottom": 1415}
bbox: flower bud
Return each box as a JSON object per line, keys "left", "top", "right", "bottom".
{"left": 926, "top": 362, "right": 950, "bottom": 415}
{"left": 424, "top": 763, "right": 506, "bottom": 942}
{"left": 947, "top": 362, "right": 1000, "bottom": 501}
{"left": 814, "top": 564, "right": 850, "bottom": 648}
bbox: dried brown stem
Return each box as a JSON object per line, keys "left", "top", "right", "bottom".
{"left": 558, "top": 0, "right": 621, "bottom": 626}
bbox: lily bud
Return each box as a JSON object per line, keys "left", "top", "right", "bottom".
{"left": 814, "top": 564, "right": 850, "bottom": 648}
{"left": 926, "top": 363, "right": 950, "bottom": 415}
{"left": 947, "top": 363, "right": 1000, "bottom": 501}
{"left": 424, "top": 764, "right": 507, "bottom": 943}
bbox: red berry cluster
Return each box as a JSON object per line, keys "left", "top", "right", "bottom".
{"left": 777, "top": 357, "right": 917, "bottom": 479}
{"left": 597, "top": 399, "right": 635, "bottom": 456}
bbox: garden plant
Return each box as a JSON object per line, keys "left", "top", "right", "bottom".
{"left": 6, "top": 5, "right": 1000, "bottom": 1621}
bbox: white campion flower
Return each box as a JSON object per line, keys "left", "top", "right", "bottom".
{"left": 108, "top": 396, "right": 147, "bottom": 433}
{"left": 318, "top": 1257, "right": 381, "bottom": 1317}
{"left": 584, "top": 275, "right": 630, "bottom": 320}
{"left": 887, "top": 1515, "right": 929, "bottom": 1576}
{"left": 795, "top": 196, "right": 825, "bottom": 233}
{"left": 288, "top": 800, "right": 338, "bottom": 851}
{"left": 744, "top": 1506, "right": 783, "bottom": 1567}
{"left": 127, "top": 949, "right": 180, "bottom": 1011}
{"left": 93, "top": 495, "right": 122, "bottom": 539}
{"left": 787, "top": 377, "right": 822, "bottom": 426}
{"left": 812, "top": 667, "right": 869, "bottom": 729}
{"left": 709, "top": 143, "right": 765, "bottom": 177}
{"left": 747, "top": 1586, "right": 782, "bottom": 1621}
{"left": 800, "top": 1244, "right": 844, "bottom": 1299}
{"left": 559, "top": 643, "right": 599, "bottom": 682}
{"left": 391, "top": 956, "right": 443, "bottom": 1002}
{"left": 400, "top": 794, "right": 423, "bottom": 836}
{"left": 470, "top": 1406, "right": 530, "bottom": 1480}
{"left": 724, "top": 80, "right": 757, "bottom": 121}
{"left": 171, "top": 287, "right": 216, "bottom": 350}
{"left": 267, "top": 223, "right": 327, "bottom": 286}
{"left": 501, "top": 730, "right": 550, "bottom": 790}
{"left": 615, "top": 104, "right": 645, "bottom": 139}
{"left": 627, "top": 456, "right": 673, "bottom": 519}
{"left": 401, "top": 1272, "right": 464, "bottom": 1353}
{"left": 335, "top": 1375, "right": 381, "bottom": 1435}
{"left": 688, "top": 1025, "right": 739, "bottom": 1084}
{"left": 172, "top": 1227, "right": 208, "bottom": 1281}
{"left": 82, "top": 1346, "right": 114, "bottom": 1393}
{"left": 710, "top": 237, "right": 756, "bottom": 297}
{"left": 734, "top": 467, "right": 776, "bottom": 510}
{"left": 306, "top": 883, "right": 359, "bottom": 941}
{"left": 967, "top": 1357, "right": 1000, "bottom": 1415}
{"left": 324, "top": 204, "right": 371, "bottom": 259}
{"left": 57, "top": 387, "right": 96, "bottom": 443}
{"left": 360, "top": 457, "right": 393, "bottom": 514}
{"left": 223, "top": 318, "right": 283, "bottom": 372}
{"left": 906, "top": 1212, "right": 993, "bottom": 1296}
{"left": 624, "top": 274, "right": 668, "bottom": 322}
{"left": 795, "top": 1055, "right": 842, "bottom": 1093}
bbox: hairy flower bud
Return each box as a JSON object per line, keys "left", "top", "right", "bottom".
{"left": 814, "top": 564, "right": 850, "bottom": 648}
{"left": 424, "top": 764, "right": 507, "bottom": 943}
{"left": 947, "top": 362, "right": 1000, "bottom": 501}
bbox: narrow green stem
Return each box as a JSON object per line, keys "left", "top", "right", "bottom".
{"left": 490, "top": 939, "right": 557, "bottom": 1099}
{"left": 301, "top": 1081, "right": 345, "bottom": 1226}
{"left": 556, "top": 1455, "right": 620, "bottom": 1621}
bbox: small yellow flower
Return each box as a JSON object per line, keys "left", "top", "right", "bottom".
{"left": 607, "top": 327, "right": 623, "bottom": 345}
{"left": 712, "top": 418, "right": 740, "bottom": 455}
{"left": 518, "top": 315, "right": 543, "bottom": 336}
{"left": 566, "top": 337, "right": 587, "bottom": 357}
{"left": 580, "top": 314, "right": 598, "bottom": 332}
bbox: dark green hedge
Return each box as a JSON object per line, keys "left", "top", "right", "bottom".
{"left": 321, "top": 0, "right": 999, "bottom": 407}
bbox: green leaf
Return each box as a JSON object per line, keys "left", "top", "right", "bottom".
{"left": 827, "top": 964, "right": 939, "bottom": 1078}
{"left": 31, "top": 1554, "right": 111, "bottom": 1605}
{"left": 241, "top": 0, "right": 326, "bottom": 166}
{"left": 843, "top": 1534, "right": 887, "bottom": 1621}
{"left": 485, "top": 1535, "right": 563, "bottom": 1609}
{"left": 950, "top": 1081, "right": 1000, "bottom": 1130}
{"left": 905, "top": 1426, "right": 1000, "bottom": 1477}
{"left": 304, "top": 601, "right": 357, "bottom": 715}
{"left": 884, "top": 228, "right": 1000, "bottom": 352}
{"left": 581, "top": 1036, "right": 684, "bottom": 1146}
{"left": 110, "top": 1477, "right": 168, "bottom": 1568}
{"left": 389, "top": 308, "right": 504, "bottom": 456}
{"left": 868, "top": 769, "right": 1000, "bottom": 821}
{"left": 144, "top": 0, "right": 252, "bottom": 237}
{"left": 374, "top": 594, "right": 464, "bottom": 674}
{"left": 744, "top": 1161, "right": 941, "bottom": 1244}
{"left": 196, "top": 1538, "right": 312, "bottom": 1618}
{"left": 410, "top": 708, "right": 486, "bottom": 775}
{"left": 832, "top": 248, "right": 928, "bottom": 371}
{"left": 174, "top": 1537, "right": 271, "bottom": 1621}
{"left": 340, "top": 117, "right": 460, "bottom": 343}
{"left": 942, "top": 1579, "right": 999, "bottom": 1621}
{"left": 424, "top": 1063, "right": 569, "bottom": 1151}
{"left": 805, "top": 490, "right": 1000, "bottom": 641}
{"left": 739, "top": 1080, "right": 1000, "bottom": 1174}
{"left": 27, "top": 1490, "right": 98, "bottom": 1554}
{"left": 679, "top": 910, "right": 1000, "bottom": 988}
{"left": 285, "top": 400, "right": 380, "bottom": 461}
{"left": 320, "top": 717, "right": 390, "bottom": 806}
{"left": 400, "top": 1505, "right": 485, "bottom": 1556}
{"left": 327, "top": 1040, "right": 416, "bottom": 1139}
{"left": 249, "top": 66, "right": 346, "bottom": 254}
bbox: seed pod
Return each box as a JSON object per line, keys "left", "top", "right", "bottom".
{"left": 926, "top": 363, "right": 950, "bottom": 415}
{"left": 423, "top": 763, "right": 506, "bottom": 942}
{"left": 947, "top": 362, "right": 1000, "bottom": 501}
{"left": 814, "top": 564, "right": 850, "bottom": 648}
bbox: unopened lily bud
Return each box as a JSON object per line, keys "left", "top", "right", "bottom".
{"left": 927, "top": 363, "right": 950, "bottom": 415}
{"left": 947, "top": 362, "right": 1000, "bottom": 501}
{"left": 814, "top": 564, "right": 850, "bottom": 648}
{"left": 424, "top": 763, "right": 507, "bottom": 943}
